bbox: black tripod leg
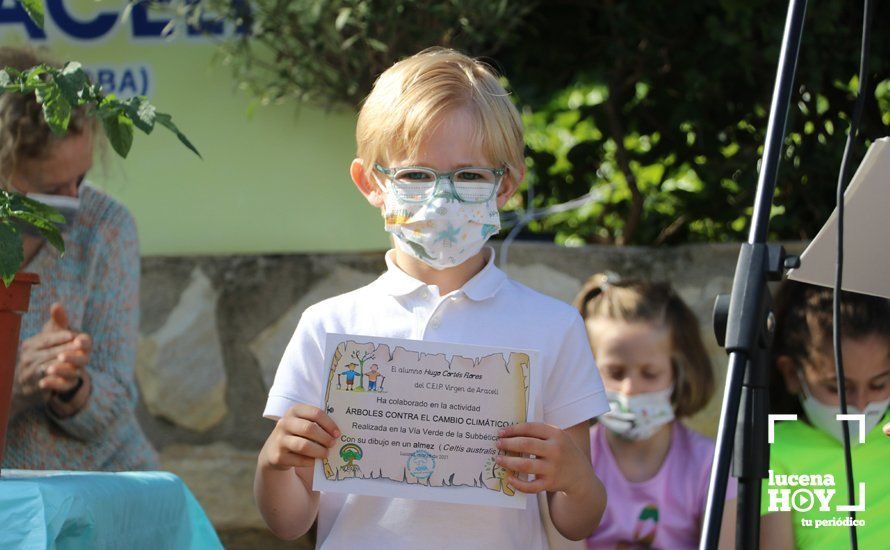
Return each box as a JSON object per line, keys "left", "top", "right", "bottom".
{"left": 734, "top": 343, "right": 771, "bottom": 550}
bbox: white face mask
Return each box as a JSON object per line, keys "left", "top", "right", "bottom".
{"left": 381, "top": 180, "right": 500, "bottom": 270}
{"left": 797, "top": 371, "right": 890, "bottom": 445}
{"left": 599, "top": 386, "right": 675, "bottom": 441}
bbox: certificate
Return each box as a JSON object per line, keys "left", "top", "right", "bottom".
{"left": 313, "top": 333, "right": 537, "bottom": 509}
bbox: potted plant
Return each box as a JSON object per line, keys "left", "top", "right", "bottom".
{"left": 0, "top": 1, "right": 199, "bottom": 465}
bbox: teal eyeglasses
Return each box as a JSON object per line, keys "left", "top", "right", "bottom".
{"left": 374, "top": 163, "right": 505, "bottom": 204}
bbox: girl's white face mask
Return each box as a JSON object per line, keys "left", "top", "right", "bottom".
{"left": 797, "top": 371, "right": 890, "bottom": 445}
{"left": 380, "top": 178, "right": 500, "bottom": 270}
{"left": 599, "top": 386, "right": 675, "bottom": 441}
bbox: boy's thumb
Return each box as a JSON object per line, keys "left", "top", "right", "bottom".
{"left": 49, "top": 303, "right": 69, "bottom": 330}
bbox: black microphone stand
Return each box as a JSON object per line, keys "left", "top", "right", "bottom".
{"left": 699, "top": 0, "right": 808, "bottom": 548}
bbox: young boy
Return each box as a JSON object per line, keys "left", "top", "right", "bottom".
{"left": 365, "top": 364, "right": 383, "bottom": 391}
{"left": 256, "top": 48, "right": 609, "bottom": 548}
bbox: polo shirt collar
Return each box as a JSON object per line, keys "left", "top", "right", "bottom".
{"left": 377, "top": 246, "right": 506, "bottom": 302}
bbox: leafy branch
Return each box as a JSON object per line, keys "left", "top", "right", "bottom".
{"left": 0, "top": 1, "right": 200, "bottom": 286}
{"left": 182, "top": 0, "right": 535, "bottom": 110}
{"left": 0, "top": 63, "right": 200, "bottom": 159}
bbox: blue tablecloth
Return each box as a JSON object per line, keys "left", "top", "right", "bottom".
{"left": 0, "top": 470, "right": 222, "bottom": 549}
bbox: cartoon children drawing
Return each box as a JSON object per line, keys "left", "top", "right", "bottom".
{"left": 366, "top": 364, "right": 385, "bottom": 391}
{"left": 337, "top": 363, "right": 360, "bottom": 390}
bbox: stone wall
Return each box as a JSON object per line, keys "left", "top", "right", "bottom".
{"left": 137, "top": 241, "right": 805, "bottom": 545}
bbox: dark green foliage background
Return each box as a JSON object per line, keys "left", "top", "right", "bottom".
{"left": 496, "top": 0, "right": 890, "bottom": 245}
{"left": 203, "top": 0, "right": 889, "bottom": 245}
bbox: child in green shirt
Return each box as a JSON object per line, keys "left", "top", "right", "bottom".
{"left": 760, "top": 281, "right": 890, "bottom": 549}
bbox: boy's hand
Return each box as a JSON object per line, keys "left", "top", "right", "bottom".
{"left": 260, "top": 404, "right": 341, "bottom": 471}
{"left": 495, "top": 422, "right": 593, "bottom": 495}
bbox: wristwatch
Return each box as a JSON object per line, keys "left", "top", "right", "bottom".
{"left": 55, "top": 375, "right": 84, "bottom": 403}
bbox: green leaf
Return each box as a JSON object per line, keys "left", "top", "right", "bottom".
{"left": 55, "top": 62, "right": 90, "bottom": 104}
{"left": 10, "top": 211, "right": 65, "bottom": 253}
{"left": 20, "top": 0, "right": 45, "bottom": 29}
{"left": 122, "top": 97, "right": 156, "bottom": 134}
{"left": 341, "top": 35, "right": 359, "bottom": 50}
{"left": 0, "top": 70, "right": 10, "bottom": 87}
{"left": 35, "top": 83, "right": 72, "bottom": 136}
{"left": 23, "top": 65, "right": 48, "bottom": 90}
{"left": 0, "top": 221, "right": 24, "bottom": 287}
{"left": 7, "top": 191, "right": 67, "bottom": 253}
{"left": 155, "top": 113, "right": 202, "bottom": 158}
{"left": 102, "top": 114, "right": 135, "bottom": 158}
{"left": 308, "top": 0, "right": 323, "bottom": 23}
{"left": 366, "top": 38, "right": 388, "bottom": 52}
{"left": 10, "top": 193, "right": 66, "bottom": 224}
{"left": 96, "top": 93, "right": 122, "bottom": 117}
{"left": 335, "top": 7, "right": 351, "bottom": 31}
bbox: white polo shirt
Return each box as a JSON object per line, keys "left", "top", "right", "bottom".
{"left": 265, "top": 248, "right": 609, "bottom": 549}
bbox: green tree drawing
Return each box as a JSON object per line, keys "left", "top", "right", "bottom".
{"left": 350, "top": 349, "right": 375, "bottom": 392}
{"left": 339, "top": 444, "right": 363, "bottom": 470}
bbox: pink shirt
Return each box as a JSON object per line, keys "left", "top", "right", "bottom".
{"left": 587, "top": 422, "right": 737, "bottom": 549}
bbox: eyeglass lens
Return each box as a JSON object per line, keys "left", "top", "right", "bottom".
{"left": 391, "top": 168, "right": 497, "bottom": 203}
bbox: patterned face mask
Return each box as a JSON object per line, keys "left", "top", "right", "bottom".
{"left": 599, "top": 386, "right": 676, "bottom": 441}
{"left": 380, "top": 175, "right": 501, "bottom": 270}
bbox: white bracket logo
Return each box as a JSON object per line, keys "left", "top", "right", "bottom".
{"left": 767, "top": 413, "right": 867, "bottom": 512}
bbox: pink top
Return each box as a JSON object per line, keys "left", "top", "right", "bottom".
{"left": 587, "top": 422, "right": 737, "bottom": 549}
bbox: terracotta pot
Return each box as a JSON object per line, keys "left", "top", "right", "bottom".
{"left": 0, "top": 272, "right": 39, "bottom": 469}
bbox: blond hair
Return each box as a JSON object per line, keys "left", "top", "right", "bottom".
{"left": 355, "top": 47, "right": 524, "bottom": 184}
{"left": 0, "top": 46, "right": 96, "bottom": 183}
{"left": 574, "top": 273, "right": 715, "bottom": 418}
